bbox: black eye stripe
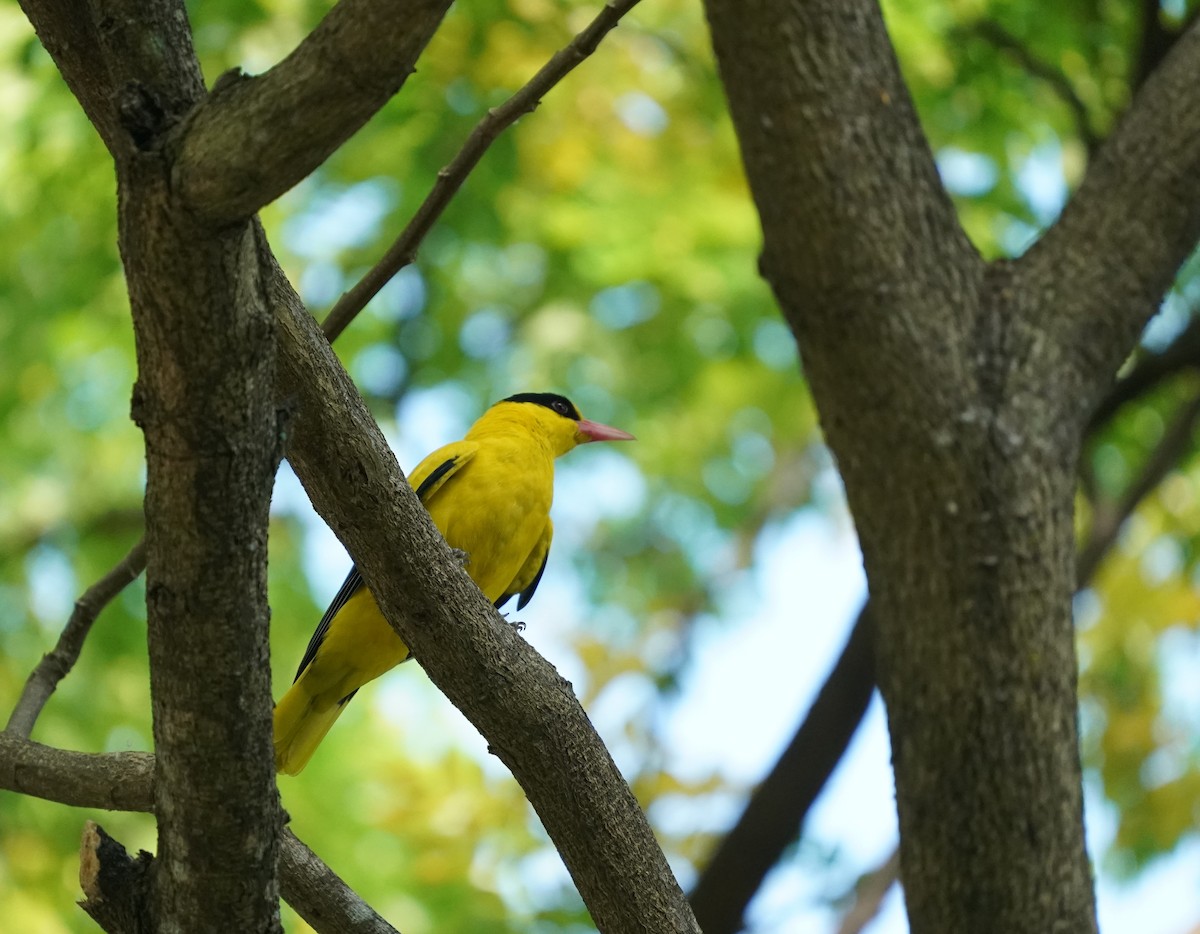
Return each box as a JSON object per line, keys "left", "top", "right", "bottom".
{"left": 502, "top": 392, "right": 581, "bottom": 420}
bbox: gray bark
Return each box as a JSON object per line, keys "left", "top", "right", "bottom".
{"left": 92, "top": 2, "right": 283, "bottom": 930}
{"left": 18, "top": 0, "right": 699, "bottom": 930}
{"left": 701, "top": 1, "right": 1200, "bottom": 931}
{"left": 263, "top": 238, "right": 701, "bottom": 934}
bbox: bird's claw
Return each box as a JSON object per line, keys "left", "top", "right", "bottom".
{"left": 449, "top": 548, "right": 470, "bottom": 568}
{"left": 499, "top": 612, "right": 527, "bottom": 633}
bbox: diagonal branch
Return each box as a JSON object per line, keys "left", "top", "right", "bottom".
{"left": 321, "top": 0, "right": 644, "bottom": 342}
{"left": 1078, "top": 390, "right": 1200, "bottom": 582}
{"left": 688, "top": 604, "right": 875, "bottom": 934}
{"left": 173, "top": 0, "right": 453, "bottom": 225}
{"left": 835, "top": 846, "right": 900, "bottom": 934}
{"left": 1086, "top": 314, "right": 1200, "bottom": 431}
{"left": 1027, "top": 18, "right": 1200, "bottom": 414}
{"left": 261, "top": 233, "right": 700, "bottom": 934}
{"left": 972, "top": 20, "right": 1098, "bottom": 149}
{"left": 20, "top": 0, "right": 450, "bottom": 221}
{"left": 280, "top": 829, "right": 401, "bottom": 934}
{"left": 5, "top": 538, "right": 146, "bottom": 739}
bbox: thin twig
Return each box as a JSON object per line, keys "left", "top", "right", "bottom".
{"left": 1078, "top": 390, "right": 1200, "bottom": 582}
{"left": 320, "top": 0, "right": 644, "bottom": 342}
{"left": 973, "top": 20, "right": 1100, "bottom": 150}
{"left": 835, "top": 846, "right": 900, "bottom": 934}
{"left": 1087, "top": 314, "right": 1200, "bottom": 432}
{"left": 5, "top": 537, "right": 147, "bottom": 738}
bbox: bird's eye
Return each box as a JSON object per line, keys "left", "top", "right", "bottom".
{"left": 553, "top": 401, "right": 568, "bottom": 415}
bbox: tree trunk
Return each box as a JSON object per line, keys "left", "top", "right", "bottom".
{"left": 700, "top": 1, "right": 1200, "bottom": 930}
{"left": 95, "top": 3, "right": 283, "bottom": 930}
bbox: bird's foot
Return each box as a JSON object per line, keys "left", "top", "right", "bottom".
{"left": 499, "top": 612, "right": 527, "bottom": 633}
{"left": 449, "top": 548, "right": 470, "bottom": 568}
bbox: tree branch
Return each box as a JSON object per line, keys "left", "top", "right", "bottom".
{"left": 1028, "top": 18, "right": 1200, "bottom": 415}
{"left": 971, "top": 20, "right": 1098, "bottom": 149}
{"left": 261, "top": 234, "right": 700, "bottom": 933}
{"left": 0, "top": 735, "right": 398, "bottom": 934}
{"left": 321, "top": 0, "right": 644, "bottom": 342}
{"left": 16, "top": 0, "right": 121, "bottom": 153}
{"left": 688, "top": 605, "right": 875, "bottom": 934}
{"left": 0, "top": 733, "right": 155, "bottom": 812}
{"left": 834, "top": 846, "right": 900, "bottom": 934}
{"left": 79, "top": 820, "right": 155, "bottom": 934}
{"left": 6, "top": 538, "right": 147, "bottom": 739}
{"left": 703, "top": 0, "right": 982, "bottom": 438}
{"left": 279, "top": 829, "right": 402, "bottom": 934}
{"left": 1086, "top": 314, "right": 1200, "bottom": 431}
{"left": 173, "top": 0, "right": 452, "bottom": 225}
{"left": 1078, "top": 390, "right": 1200, "bottom": 582}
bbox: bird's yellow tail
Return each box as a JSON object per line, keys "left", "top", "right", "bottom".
{"left": 273, "top": 682, "right": 347, "bottom": 775}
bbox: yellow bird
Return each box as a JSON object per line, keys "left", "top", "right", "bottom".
{"left": 273, "top": 392, "right": 635, "bottom": 774}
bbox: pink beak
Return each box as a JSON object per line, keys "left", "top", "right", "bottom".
{"left": 577, "top": 418, "right": 636, "bottom": 443}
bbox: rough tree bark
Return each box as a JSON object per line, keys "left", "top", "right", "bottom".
{"left": 85, "top": 0, "right": 282, "bottom": 929}
{"left": 687, "top": 326, "right": 1200, "bottom": 934}
{"left": 702, "top": 1, "right": 1200, "bottom": 932}
{"left": 261, "top": 237, "right": 699, "bottom": 934}
{"left": 18, "top": 0, "right": 1199, "bottom": 929}
{"left": 17, "top": 0, "right": 700, "bottom": 931}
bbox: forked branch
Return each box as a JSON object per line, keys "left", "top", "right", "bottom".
{"left": 322, "top": 0, "right": 644, "bottom": 342}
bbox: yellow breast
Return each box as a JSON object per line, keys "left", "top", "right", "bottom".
{"left": 424, "top": 435, "right": 555, "bottom": 602}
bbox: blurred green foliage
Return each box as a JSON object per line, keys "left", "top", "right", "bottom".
{"left": 1, "top": 0, "right": 1198, "bottom": 930}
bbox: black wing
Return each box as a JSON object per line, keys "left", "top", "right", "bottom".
{"left": 494, "top": 549, "right": 549, "bottom": 612}
{"left": 516, "top": 549, "right": 549, "bottom": 611}
{"left": 293, "top": 565, "right": 366, "bottom": 682}
{"left": 293, "top": 451, "right": 455, "bottom": 687}
{"left": 415, "top": 455, "right": 461, "bottom": 502}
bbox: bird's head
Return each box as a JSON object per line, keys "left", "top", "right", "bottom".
{"left": 496, "top": 392, "right": 635, "bottom": 456}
